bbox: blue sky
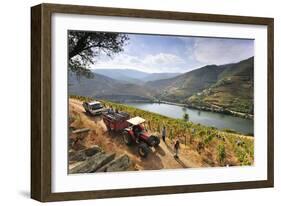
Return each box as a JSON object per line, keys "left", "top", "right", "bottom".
{"left": 92, "top": 33, "right": 254, "bottom": 73}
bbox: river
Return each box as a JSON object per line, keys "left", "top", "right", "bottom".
{"left": 126, "top": 102, "right": 253, "bottom": 135}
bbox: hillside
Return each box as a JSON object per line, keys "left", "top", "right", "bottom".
{"left": 93, "top": 69, "right": 147, "bottom": 84}
{"left": 147, "top": 57, "right": 254, "bottom": 114}
{"left": 94, "top": 68, "right": 180, "bottom": 83}
{"left": 69, "top": 98, "right": 201, "bottom": 172}
{"left": 147, "top": 64, "right": 223, "bottom": 102}
{"left": 70, "top": 96, "right": 254, "bottom": 168}
{"left": 68, "top": 71, "right": 155, "bottom": 101}
{"left": 188, "top": 57, "right": 254, "bottom": 114}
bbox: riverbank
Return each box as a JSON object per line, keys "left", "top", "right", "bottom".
{"left": 122, "top": 99, "right": 254, "bottom": 120}
{"left": 168, "top": 101, "right": 253, "bottom": 120}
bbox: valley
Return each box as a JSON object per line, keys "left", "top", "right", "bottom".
{"left": 69, "top": 57, "right": 254, "bottom": 120}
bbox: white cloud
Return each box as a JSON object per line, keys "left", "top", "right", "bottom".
{"left": 193, "top": 38, "right": 254, "bottom": 65}
{"left": 144, "top": 53, "right": 184, "bottom": 66}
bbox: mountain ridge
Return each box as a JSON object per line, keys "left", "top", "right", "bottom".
{"left": 69, "top": 57, "right": 254, "bottom": 114}
{"left": 188, "top": 57, "right": 254, "bottom": 114}
{"left": 93, "top": 68, "right": 180, "bottom": 83}
{"left": 68, "top": 72, "right": 155, "bottom": 101}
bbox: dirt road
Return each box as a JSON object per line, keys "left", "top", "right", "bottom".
{"left": 69, "top": 98, "right": 202, "bottom": 171}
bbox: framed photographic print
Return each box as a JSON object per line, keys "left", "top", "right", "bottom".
{"left": 31, "top": 3, "right": 274, "bottom": 202}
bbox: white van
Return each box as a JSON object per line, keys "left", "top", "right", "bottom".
{"left": 82, "top": 101, "right": 106, "bottom": 116}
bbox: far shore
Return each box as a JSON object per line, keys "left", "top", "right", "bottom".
{"left": 119, "top": 99, "right": 254, "bottom": 120}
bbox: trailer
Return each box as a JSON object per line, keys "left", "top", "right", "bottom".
{"left": 102, "top": 111, "right": 130, "bottom": 132}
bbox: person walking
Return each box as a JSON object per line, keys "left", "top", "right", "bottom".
{"left": 174, "top": 140, "right": 180, "bottom": 158}
{"left": 161, "top": 126, "right": 166, "bottom": 143}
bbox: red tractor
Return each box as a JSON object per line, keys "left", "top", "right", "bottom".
{"left": 122, "top": 116, "right": 160, "bottom": 158}
{"left": 102, "top": 112, "right": 160, "bottom": 158}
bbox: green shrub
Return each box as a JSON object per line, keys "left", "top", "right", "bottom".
{"left": 183, "top": 113, "right": 189, "bottom": 121}
{"left": 204, "top": 134, "right": 214, "bottom": 144}
{"left": 217, "top": 144, "right": 226, "bottom": 163}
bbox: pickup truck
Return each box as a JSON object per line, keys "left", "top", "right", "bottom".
{"left": 82, "top": 101, "right": 107, "bottom": 116}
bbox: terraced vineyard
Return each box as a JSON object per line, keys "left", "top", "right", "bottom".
{"left": 70, "top": 95, "right": 254, "bottom": 167}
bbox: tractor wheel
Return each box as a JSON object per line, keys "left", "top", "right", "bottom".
{"left": 138, "top": 143, "right": 149, "bottom": 158}
{"left": 123, "top": 131, "right": 133, "bottom": 145}
{"left": 153, "top": 136, "right": 160, "bottom": 147}
{"left": 148, "top": 135, "right": 160, "bottom": 147}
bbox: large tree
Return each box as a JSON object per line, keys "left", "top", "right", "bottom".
{"left": 68, "top": 31, "right": 129, "bottom": 77}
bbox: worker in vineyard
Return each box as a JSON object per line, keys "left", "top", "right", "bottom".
{"left": 174, "top": 140, "right": 180, "bottom": 158}
{"left": 161, "top": 126, "right": 166, "bottom": 143}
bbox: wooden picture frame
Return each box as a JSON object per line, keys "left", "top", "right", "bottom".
{"left": 31, "top": 3, "right": 274, "bottom": 202}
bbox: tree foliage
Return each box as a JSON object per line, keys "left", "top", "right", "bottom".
{"left": 68, "top": 31, "right": 129, "bottom": 77}
{"left": 183, "top": 113, "right": 189, "bottom": 121}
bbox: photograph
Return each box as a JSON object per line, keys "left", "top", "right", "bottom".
{"left": 67, "top": 30, "right": 254, "bottom": 174}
